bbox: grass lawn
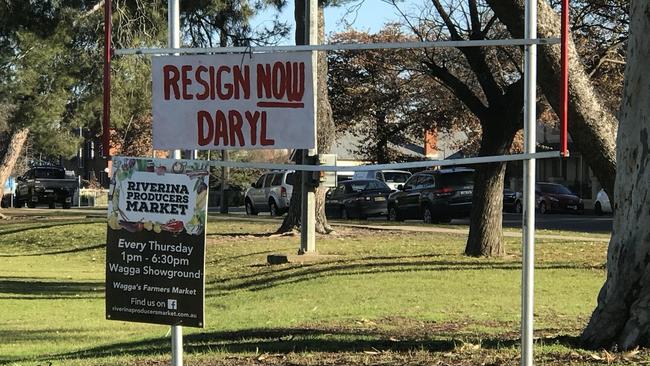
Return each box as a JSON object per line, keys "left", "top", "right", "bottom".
{"left": 0, "top": 213, "right": 639, "bottom": 365}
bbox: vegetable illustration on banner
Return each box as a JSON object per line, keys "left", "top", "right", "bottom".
{"left": 106, "top": 157, "right": 209, "bottom": 328}
{"left": 108, "top": 158, "right": 208, "bottom": 236}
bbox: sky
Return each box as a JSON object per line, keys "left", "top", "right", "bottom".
{"left": 251, "top": 1, "right": 406, "bottom": 45}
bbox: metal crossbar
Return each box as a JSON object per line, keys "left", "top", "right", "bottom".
{"left": 204, "top": 151, "right": 562, "bottom": 172}
{"left": 114, "top": 38, "right": 560, "bottom": 56}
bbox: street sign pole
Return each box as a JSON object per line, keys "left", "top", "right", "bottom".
{"left": 521, "top": 0, "right": 537, "bottom": 364}
{"left": 300, "top": 0, "right": 318, "bottom": 254}
{"left": 168, "top": 1, "right": 182, "bottom": 365}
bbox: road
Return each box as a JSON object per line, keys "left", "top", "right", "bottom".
{"left": 2, "top": 206, "right": 613, "bottom": 234}
{"left": 212, "top": 207, "right": 613, "bottom": 234}
{"left": 458, "top": 212, "right": 613, "bottom": 233}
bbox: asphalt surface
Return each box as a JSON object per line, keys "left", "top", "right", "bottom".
{"left": 2, "top": 206, "right": 613, "bottom": 234}
{"left": 463, "top": 212, "right": 613, "bottom": 233}
{"left": 212, "top": 207, "right": 613, "bottom": 234}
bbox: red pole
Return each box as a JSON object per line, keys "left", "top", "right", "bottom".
{"left": 102, "top": 0, "right": 112, "bottom": 158}
{"left": 560, "top": 0, "right": 569, "bottom": 157}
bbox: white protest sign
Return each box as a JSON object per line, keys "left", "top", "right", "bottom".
{"left": 152, "top": 52, "right": 315, "bottom": 150}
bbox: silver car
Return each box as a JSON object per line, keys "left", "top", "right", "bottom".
{"left": 244, "top": 171, "right": 295, "bottom": 216}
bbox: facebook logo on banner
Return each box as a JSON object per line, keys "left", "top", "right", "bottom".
{"left": 167, "top": 299, "right": 177, "bottom": 310}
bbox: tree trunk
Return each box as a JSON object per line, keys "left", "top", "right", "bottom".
{"left": 465, "top": 162, "right": 507, "bottom": 256}
{"left": 465, "top": 122, "right": 516, "bottom": 257}
{"left": 581, "top": 0, "right": 650, "bottom": 350}
{"left": 277, "top": 1, "right": 334, "bottom": 234}
{"left": 276, "top": 152, "right": 304, "bottom": 234}
{"left": 485, "top": 0, "right": 618, "bottom": 198}
{"left": 0, "top": 128, "right": 29, "bottom": 209}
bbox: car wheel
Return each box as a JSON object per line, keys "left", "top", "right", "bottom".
{"left": 423, "top": 206, "right": 434, "bottom": 224}
{"left": 539, "top": 201, "right": 548, "bottom": 214}
{"left": 388, "top": 205, "right": 402, "bottom": 222}
{"left": 269, "top": 200, "right": 279, "bottom": 216}
{"left": 594, "top": 202, "right": 603, "bottom": 216}
{"left": 27, "top": 198, "right": 36, "bottom": 209}
{"left": 341, "top": 207, "right": 349, "bottom": 220}
{"left": 245, "top": 199, "right": 257, "bottom": 216}
{"left": 62, "top": 203, "right": 71, "bottom": 209}
{"left": 515, "top": 200, "right": 523, "bottom": 214}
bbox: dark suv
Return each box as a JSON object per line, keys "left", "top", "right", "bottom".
{"left": 387, "top": 168, "right": 474, "bottom": 223}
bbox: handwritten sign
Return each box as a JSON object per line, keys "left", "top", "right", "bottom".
{"left": 152, "top": 52, "right": 315, "bottom": 150}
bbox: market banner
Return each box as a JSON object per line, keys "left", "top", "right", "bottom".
{"left": 105, "top": 157, "right": 209, "bottom": 327}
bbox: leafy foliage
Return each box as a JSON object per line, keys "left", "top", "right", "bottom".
{"left": 0, "top": 0, "right": 289, "bottom": 162}
{"left": 329, "top": 26, "right": 470, "bottom": 163}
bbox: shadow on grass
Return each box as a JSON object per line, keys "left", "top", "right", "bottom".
{"left": 0, "top": 277, "right": 104, "bottom": 299}
{"left": 7, "top": 326, "right": 582, "bottom": 365}
{"left": 0, "top": 220, "right": 104, "bottom": 236}
{"left": 206, "top": 255, "right": 602, "bottom": 295}
{"left": 0, "top": 243, "right": 105, "bottom": 257}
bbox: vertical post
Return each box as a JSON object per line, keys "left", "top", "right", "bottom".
{"left": 300, "top": 0, "right": 318, "bottom": 254}
{"left": 168, "top": 0, "right": 181, "bottom": 161}
{"left": 102, "top": 0, "right": 112, "bottom": 158}
{"left": 560, "top": 0, "right": 569, "bottom": 157}
{"left": 168, "top": 1, "right": 182, "bottom": 365}
{"left": 78, "top": 175, "right": 81, "bottom": 207}
{"left": 521, "top": 0, "right": 537, "bottom": 365}
{"left": 220, "top": 150, "right": 229, "bottom": 214}
{"left": 171, "top": 324, "right": 182, "bottom": 366}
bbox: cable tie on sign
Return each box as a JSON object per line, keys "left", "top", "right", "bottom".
{"left": 240, "top": 45, "right": 254, "bottom": 66}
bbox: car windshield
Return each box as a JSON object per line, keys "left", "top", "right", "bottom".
{"left": 383, "top": 172, "right": 410, "bottom": 183}
{"left": 34, "top": 169, "right": 64, "bottom": 179}
{"left": 348, "top": 181, "right": 369, "bottom": 193}
{"left": 541, "top": 184, "right": 573, "bottom": 195}
{"left": 439, "top": 171, "right": 474, "bottom": 187}
{"left": 285, "top": 172, "right": 296, "bottom": 186}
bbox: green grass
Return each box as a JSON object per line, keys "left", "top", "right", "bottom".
{"left": 0, "top": 215, "right": 635, "bottom": 365}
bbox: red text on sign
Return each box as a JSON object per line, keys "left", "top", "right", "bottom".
{"left": 197, "top": 110, "right": 275, "bottom": 147}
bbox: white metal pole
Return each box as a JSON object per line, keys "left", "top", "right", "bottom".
{"left": 168, "top": 0, "right": 181, "bottom": 162}
{"left": 168, "top": 1, "right": 182, "bottom": 366}
{"left": 171, "top": 323, "right": 182, "bottom": 366}
{"left": 521, "top": 0, "right": 537, "bottom": 364}
{"left": 300, "top": 0, "right": 318, "bottom": 254}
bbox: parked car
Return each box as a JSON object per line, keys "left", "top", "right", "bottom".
{"left": 15, "top": 166, "right": 76, "bottom": 209}
{"left": 594, "top": 188, "right": 613, "bottom": 215}
{"left": 325, "top": 179, "right": 392, "bottom": 219}
{"left": 535, "top": 182, "right": 584, "bottom": 214}
{"left": 503, "top": 189, "right": 523, "bottom": 213}
{"left": 244, "top": 171, "right": 295, "bottom": 216}
{"left": 352, "top": 170, "right": 412, "bottom": 191}
{"left": 387, "top": 168, "right": 474, "bottom": 223}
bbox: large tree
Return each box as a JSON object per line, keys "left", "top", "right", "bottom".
{"left": 393, "top": 0, "right": 527, "bottom": 256}
{"left": 328, "top": 27, "right": 462, "bottom": 164}
{"left": 0, "top": 0, "right": 288, "bottom": 210}
{"left": 485, "top": 0, "right": 619, "bottom": 198}
{"left": 277, "top": 0, "right": 337, "bottom": 235}
{"left": 580, "top": 0, "right": 650, "bottom": 350}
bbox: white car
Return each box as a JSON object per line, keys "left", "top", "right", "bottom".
{"left": 244, "top": 171, "right": 295, "bottom": 216}
{"left": 594, "top": 188, "right": 613, "bottom": 215}
{"left": 352, "top": 170, "right": 412, "bottom": 191}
